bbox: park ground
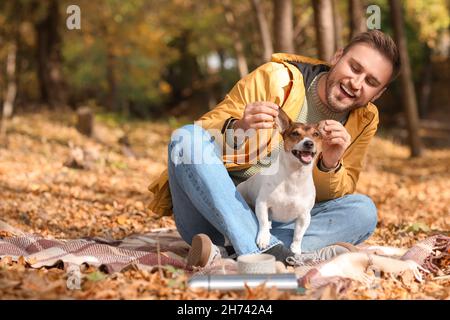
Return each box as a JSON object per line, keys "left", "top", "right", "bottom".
{"left": 0, "top": 111, "right": 448, "bottom": 299}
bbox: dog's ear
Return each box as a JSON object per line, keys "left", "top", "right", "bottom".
{"left": 316, "top": 120, "right": 326, "bottom": 136}
{"left": 274, "top": 108, "right": 292, "bottom": 133}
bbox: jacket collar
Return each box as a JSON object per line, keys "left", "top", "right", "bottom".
{"left": 271, "top": 53, "right": 329, "bottom": 66}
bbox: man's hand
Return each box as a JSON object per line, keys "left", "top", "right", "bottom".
{"left": 233, "top": 102, "right": 279, "bottom": 130}
{"left": 320, "top": 120, "right": 351, "bottom": 169}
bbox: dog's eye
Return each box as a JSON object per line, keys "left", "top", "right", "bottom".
{"left": 291, "top": 131, "right": 300, "bottom": 137}
{"left": 313, "top": 131, "right": 320, "bottom": 138}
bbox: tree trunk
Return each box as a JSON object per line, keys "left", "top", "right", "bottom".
{"left": 0, "top": 42, "right": 17, "bottom": 142}
{"left": 313, "top": 0, "right": 335, "bottom": 62}
{"left": 293, "top": 8, "right": 312, "bottom": 49}
{"left": 76, "top": 106, "right": 94, "bottom": 137}
{"left": 273, "top": 0, "right": 294, "bottom": 53}
{"left": 251, "top": 0, "right": 273, "bottom": 62}
{"left": 389, "top": 0, "right": 422, "bottom": 157}
{"left": 35, "top": 0, "right": 67, "bottom": 108}
{"left": 223, "top": 0, "right": 249, "bottom": 77}
{"left": 349, "top": 0, "right": 367, "bottom": 40}
{"left": 106, "top": 47, "right": 118, "bottom": 111}
{"left": 2, "top": 43, "right": 17, "bottom": 119}
{"left": 332, "top": 0, "right": 343, "bottom": 50}
{"left": 217, "top": 49, "right": 227, "bottom": 98}
{"left": 418, "top": 46, "right": 432, "bottom": 118}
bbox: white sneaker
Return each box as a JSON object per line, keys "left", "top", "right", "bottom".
{"left": 186, "top": 234, "right": 222, "bottom": 268}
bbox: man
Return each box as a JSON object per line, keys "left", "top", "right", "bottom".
{"left": 149, "top": 30, "right": 401, "bottom": 267}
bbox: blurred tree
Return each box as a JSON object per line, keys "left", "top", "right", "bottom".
{"left": 404, "top": 0, "right": 449, "bottom": 50}
{"left": 0, "top": 1, "right": 19, "bottom": 119}
{"left": 0, "top": 1, "right": 21, "bottom": 143}
{"left": 403, "top": 0, "right": 449, "bottom": 117}
{"left": 389, "top": 0, "right": 422, "bottom": 157}
{"left": 34, "top": 0, "right": 67, "bottom": 108}
{"left": 2, "top": 44, "right": 17, "bottom": 116}
{"left": 0, "top": 0, "right": 446, "bottom": 121}
{"left": 292, "top": 0, "right": 315, "bottom": 56}
{"left": 332, "top": 0, "right": 343, "bottom": 50}
{"left": 313, "top": 0, "right": 335, "bottom": 61}
{"left": 349, "top": 0, "right": 367, "bottom": 40}
{"left": 418, "top": 45, "right": 433, "bottom": 117}
{"left": 273, "top": 0, "right": 294, "bottom": 53}
{"left": 251, "top": 0, "right": 273, "bottom": 62}
{"left": 62, "top": 0, "right": 181, "bottom": 115}
{"left": 223, "top": 0, "right": 248, "bottom": 77}
{"left": 165, "top": 30, "right": 203, "bottom": 104}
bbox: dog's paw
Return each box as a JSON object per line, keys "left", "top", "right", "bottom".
{"left": 257, "top": 230, "right": 271, "bottom": 249}
{"left": 290, "top": 242, "right": 302, "bottom": 255}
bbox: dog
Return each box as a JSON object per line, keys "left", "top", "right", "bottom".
{"left": 236, "top": 108, "right": 323, "bottom": 255}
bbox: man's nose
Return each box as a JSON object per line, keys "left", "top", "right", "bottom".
{"left": 303, "top": 140, "right": 314, "bottom": 149}
{"left": 350, "top": 75, "right": 364, "bottom": 91}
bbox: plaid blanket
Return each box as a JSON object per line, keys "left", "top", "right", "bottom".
{"left": 1, "top": 220, "right": 448, "bottom": 292}
{"left": 0, "top": 225, "right": 190, "bottom": 273}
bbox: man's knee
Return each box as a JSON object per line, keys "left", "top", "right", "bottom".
{"left": 348, "top": 194, "right": 378, "bottom": 234}
{"left": 168, "top": 124, "right": 220, "bottom": 165}
{"left": 169, "top": 124, "right": 204, "bottom": 146}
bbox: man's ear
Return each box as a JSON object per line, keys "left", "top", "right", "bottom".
{"left": 274, "top": 108, "right": 292, "bottom": 133}
{"left": 330, "top": 48, "right": 344, "bottom": 65}
{"left": 371, "top": 87, "right": 387, "bottom": 102}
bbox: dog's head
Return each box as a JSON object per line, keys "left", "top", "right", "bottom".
{"left": 274, "top": 108, "right": 323, "bottom": 166}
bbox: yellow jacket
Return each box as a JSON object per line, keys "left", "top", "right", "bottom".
{"left": 148, "top": 53, "right": 379, "bottom": 217}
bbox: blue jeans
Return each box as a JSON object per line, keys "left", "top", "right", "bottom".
{"left": 167, "top": 124, "right": 377, "bottom": 255}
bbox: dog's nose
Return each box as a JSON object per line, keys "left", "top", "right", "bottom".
{"left": 303, "top": 140, "right": 314, "bottom": 149}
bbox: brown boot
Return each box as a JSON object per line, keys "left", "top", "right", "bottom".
{"left": 186, "top": 234, "right": 221, "bottom": 268}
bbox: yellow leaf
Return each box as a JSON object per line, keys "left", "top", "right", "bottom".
{"left": 117, "top": 215, "right": 128, "bottom": 225}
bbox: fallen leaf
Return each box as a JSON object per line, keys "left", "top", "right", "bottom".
{"left": 116, "top": 215, "right": 128, "bottom": 225}
{"left": 86, "top": 271, "right": 107, "bottom": 282}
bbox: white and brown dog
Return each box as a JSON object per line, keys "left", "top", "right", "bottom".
{"left": 237, "top": 109, "right": 323, "bottom": 255}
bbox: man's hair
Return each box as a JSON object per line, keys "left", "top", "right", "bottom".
{"left": 343, "top": 30, "right": 401, "bottom": 83}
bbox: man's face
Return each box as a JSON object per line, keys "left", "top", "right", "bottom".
{"left": 325, "top": 43, "right": 393, "bottom": 113}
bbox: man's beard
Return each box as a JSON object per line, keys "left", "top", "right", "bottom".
{"left": 324, "top": 72, "right": 366, "bottom": 113}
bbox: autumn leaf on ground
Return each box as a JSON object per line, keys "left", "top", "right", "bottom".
{"left": 1, "top": 112, "right": 449, "bottom": 300}
{"left": 86, "top": 271, "right": 107, "bottom": 282}
{"left": 116, "top": 215, "right": 128, "bottom": 225}
{"left": 406, "top": 222, "right": 431, "bottom": 234}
